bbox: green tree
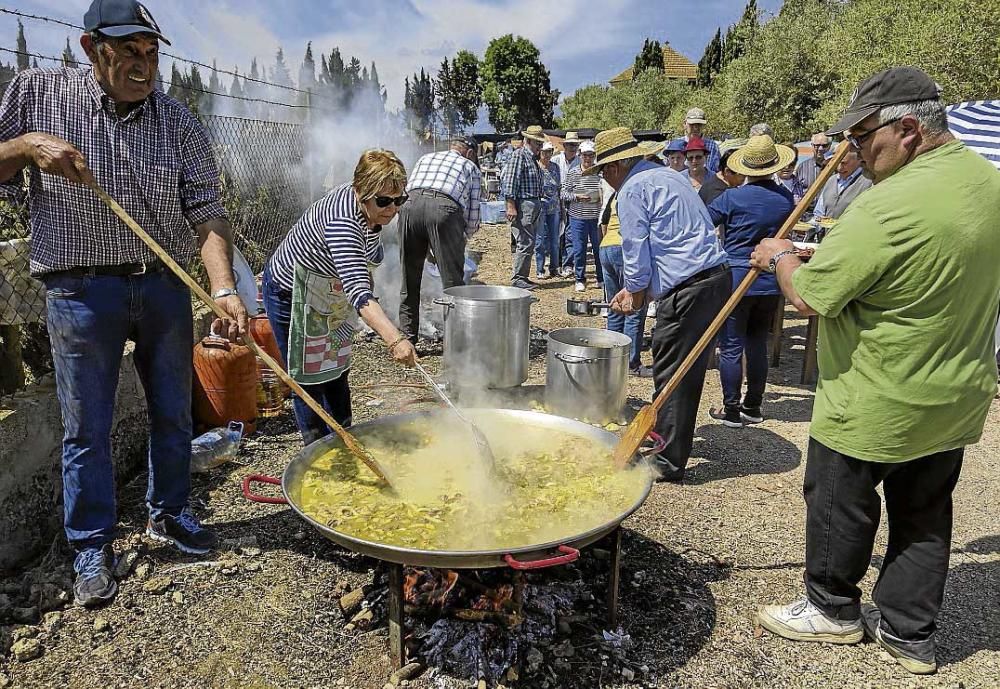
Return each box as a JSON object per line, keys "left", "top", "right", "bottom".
{"left": 15, "top": 21, "right": 28, "bottom": 72}
{"left": 722, "top": 0, "right": 758, "bottom": 67}
{"left": 227, "top": 68, "right": 246, "bottom": 116}
{"left": 270, "top": 47, "right": 293, "bottom": 87}
{"left": 299, "top": 43, "right": 316, "bottom": 91}
{"left": 633, "top": 38, "right": 663, "bottom": 77}
{"left": 61, "top": 38, "right": 79, "bottom": 68}
{"left": 405, "top": 68, "right": 435, "bottom": 140}
{"left": 451, "top": 50, "right": 482, "bottom": 127}
{"left": 558, "top": 70, "right": 691, "bottom": 132}
{"left": 697, "top": 28, "right": 722, "bottom": 88}
{"left": 481, "top": 34, "right": 556, "bottom": 131}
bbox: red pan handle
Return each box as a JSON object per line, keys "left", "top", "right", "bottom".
{"left": 638, "top": 430, "right": 666, "bottom": 457}
{"left": 504, "top": 545, "right": 580, "bottom": 570}
{"left": 242, "top": 474, "right": 288, "bottom": 504}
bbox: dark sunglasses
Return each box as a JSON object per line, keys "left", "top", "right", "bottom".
{"left": 686, "top": 153, "right": 706, "bottom": 160}
{"left": 813, "top": 142, "right": 831, "bottom": 149}
{"left": 846, "top": 117, "right": 901, "bottom": 149}
{"left": 374, "top": 194, "right": 409, "bottom": 208}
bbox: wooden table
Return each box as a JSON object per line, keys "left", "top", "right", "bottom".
{"left": 768, "top": 296, "right": 819, "bottom": 384}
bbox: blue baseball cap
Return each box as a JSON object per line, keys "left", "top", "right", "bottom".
{"left": 85, "top": 0, "right": 171, "bottom": 45}
{"left": 665, "top": 138, "right": 687, "bottom": 154}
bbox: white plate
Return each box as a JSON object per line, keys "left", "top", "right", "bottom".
{"left": 793, "top": 242, "right": 819, "bottom": 250}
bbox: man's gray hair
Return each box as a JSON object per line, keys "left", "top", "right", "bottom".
{"left": 749, "top": 123, "right": 774, "bottom": 138}
{"left": 878, "top": 99, "right": 949, "bottom": 135}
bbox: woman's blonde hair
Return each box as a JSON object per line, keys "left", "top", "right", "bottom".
{"left": 353, "top": 149, "right": 407, "bottom": 200}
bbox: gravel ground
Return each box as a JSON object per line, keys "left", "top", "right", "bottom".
{"left": 1, "top": 223, "right": 997, "bottom": 689}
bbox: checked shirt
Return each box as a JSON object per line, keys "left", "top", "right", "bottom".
{"left": 0, "top": 67, "right": 227, "bottom": 275}
{"left": 406, "top": 149, "right": 482, "bottom": 236}
{"left": 499, "top": 145, "right": 542, "bottom": 201}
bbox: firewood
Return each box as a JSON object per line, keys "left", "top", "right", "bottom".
{"left": 338, "top": 587, "right": 366, "bottom": 618}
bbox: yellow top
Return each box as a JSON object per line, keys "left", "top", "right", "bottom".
{"left": 601, "top": 197, "right": 621, "bottom": 247}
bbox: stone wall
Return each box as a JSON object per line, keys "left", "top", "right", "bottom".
{"left": 0, "top": 304, "right": 218, "bottom": 572}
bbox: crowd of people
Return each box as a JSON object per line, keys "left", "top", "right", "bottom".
{"left": 1, "top": 1, "right": 997, "bottom": 678}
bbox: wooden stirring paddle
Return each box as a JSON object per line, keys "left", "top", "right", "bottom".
{"left": 87, "top": 179, "right": 394, "bottom": 488}
{"left": 613, "top": 140, "right": 853, "bottom": 467}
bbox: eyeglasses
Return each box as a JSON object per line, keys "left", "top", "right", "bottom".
{"left": 686, "top": 154, "right": 705, "bottom": 161}
{"left": 813, "top": 143, "right": 831, "bottom": 149}
{"left": 374, "top": 194, "right": 409, "bottom": 208}
{"left": 846, "top": 117, "right": 901, "bottom": 148}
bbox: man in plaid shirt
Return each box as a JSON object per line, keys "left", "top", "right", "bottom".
{"left": 500, "top": 125, "right": 545, "bottom": 290}
{"left": 0, "top": 0, "right": 247, "bottom": 607}
{"left": 397, "top": 137, "right": 481, "bottom": 342}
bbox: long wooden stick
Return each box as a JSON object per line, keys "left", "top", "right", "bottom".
{"left": 612, "top": 140, "right": 853, "bottom": 467}
{"left": 87, "top": 181, "right": 392, "bottom": 486}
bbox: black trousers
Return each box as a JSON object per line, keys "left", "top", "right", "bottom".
{"left": 804, "top": 438, "right": 964, "bottom": 642}
{"left": 650, "top": 266, "right": 731, "bottom": 477}
{"left": 397, "top": 189, "right": 467, "bottom": 340}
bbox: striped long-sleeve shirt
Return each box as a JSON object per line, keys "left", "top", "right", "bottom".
{"left": 561, "top": 165, "right": 602, "bottom": 220}
{"left": 406, "top": 149, "right": 482, "bottom": 236}
{"left": 266, "top": 183, "right": 384, "bottom": 311}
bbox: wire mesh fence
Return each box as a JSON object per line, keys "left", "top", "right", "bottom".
{"left": 0, "top": 113, "right": 312, "bottom": 392}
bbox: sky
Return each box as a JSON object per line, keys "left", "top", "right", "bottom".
{"left": 1, "top": 0, "right": 784, "bottom": 117}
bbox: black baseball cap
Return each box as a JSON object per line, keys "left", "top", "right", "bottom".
{"left": 825, "top": 66, "right": 941, "bottom": 135}
{"left": 84, "top": 0, "right": 171, "bottom": 45}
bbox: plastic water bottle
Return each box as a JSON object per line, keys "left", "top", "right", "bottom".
{"left": 190, "top": 421, "right": 244, "bottom": 473}
{"left": 256, "top": 359, "right": 284, "bottom": 418}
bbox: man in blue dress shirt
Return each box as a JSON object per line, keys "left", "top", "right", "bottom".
{"left": 591, "top": 127, "right": 730, "bottom": 482}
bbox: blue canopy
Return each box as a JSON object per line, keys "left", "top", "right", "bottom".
{"left": 947, "top": 100, "right": 1000, "bottom": 170}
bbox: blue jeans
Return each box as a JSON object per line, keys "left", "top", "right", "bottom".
{"left": 568, "top": 216, "right": 603, "bottom": 283}
{"left": 43, "top": 270, "right": 194, "bottom": 550}
{"left": 535, "top": 210, "right": 560, "bottom": 276}
{"left": 599, "top": 244, "right": 646, "bottom": 369}
{"left": 262, "top": 264, "right": 352, "bottom": 445}
{"left": 718, "top": 294, "right": 781, "bottom": 410}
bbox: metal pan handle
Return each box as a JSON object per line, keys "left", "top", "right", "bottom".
{"left": 504, "top": 545, "right": 580, "bottom": 570}
{"left": 553, "top": 351, "right": 614, "bottom": 364}
{"left": 242, "top": 474, "right": 288, "bottom": 504}
{"left": 638, "top": 430, "right": 667, "bottom": 457}
{"left": 432, "top": 297, "right": 455, "bottom": 309}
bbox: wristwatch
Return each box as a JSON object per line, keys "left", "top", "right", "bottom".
{"left": 767, "top": 249, "right": 797, "bottom": 274}
{"left": 212, "top": 287, "right": 240, "bottom": 300}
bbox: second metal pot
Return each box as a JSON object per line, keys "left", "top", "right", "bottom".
{"left": 436, "top": 285, "right": 537, "bottom": 389}
{"left": 546, "top": 327, "right": 631, "bottom": 424}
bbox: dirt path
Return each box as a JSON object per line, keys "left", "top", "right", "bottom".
{"left": 1, "top": 224, "right": 997, "bottom": 689}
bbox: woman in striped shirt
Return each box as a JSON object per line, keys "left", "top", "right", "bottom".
{"left": 562, "top": 141, "right": 604, "bottom": 292}
{"left": 262, "top": 150, "right": 417, "bottom": 444}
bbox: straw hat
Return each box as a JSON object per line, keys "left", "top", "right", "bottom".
{"left": 582, "top": 127, "right": 648, "bottom": 175}
{"left": 521, "top": 125, "right": 547, "bottom": 142}
{"left": 726, "top": 135, "right": 796, "bottom": 177}
{"left": 639, "top": 140, "right": 665, "bottom": 157}
{"left": 563, "top": 131, "right": 582, "bottom": 144}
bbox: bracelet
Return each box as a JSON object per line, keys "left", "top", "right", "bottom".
{"left": 386, "top": 334, "right": 408, "bottom": 353}
{"left": 768, "top": 249, "right": 798, "bottom": 274}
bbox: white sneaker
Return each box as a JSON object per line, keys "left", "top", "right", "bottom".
{"left": 757, "top": 597, "right": 863, "bottom": 644}
{"left": 560, "top": 267, "right": 573, "bottom": 278}
{"left": 574, "top": 281, "right": 586, "bottom": 292}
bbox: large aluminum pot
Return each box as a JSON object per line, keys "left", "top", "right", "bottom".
{"left": 546, "top": 328, "right": 630, "bottom": 425}
{"left": 435, "top": 285, "right": 537, "bottom": 389}
{"left": 243, "top": 409, "right": 655, "bottom": 569}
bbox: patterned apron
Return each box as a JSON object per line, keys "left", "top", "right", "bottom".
{"left": 287, "top": 264, "right": 358, "bottom": 385}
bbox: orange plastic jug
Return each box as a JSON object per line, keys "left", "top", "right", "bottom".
{"left": 193, "top": 336, "right": 257, "bottom": 434}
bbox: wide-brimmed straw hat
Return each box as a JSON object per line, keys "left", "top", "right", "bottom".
{"left": 639, "top": 140, "right": 665, "bottom": 157}
{"left": 563, "top": 131, "right": 582, "bottom": 144}
{"left": 726, "top": 135, "right": 797, "bottom": 176}
{"left": 582, "top": 127, "right": 648, "bottom": 175}
{"left": 521, "top": 125, "right": 547, "bottom": 143}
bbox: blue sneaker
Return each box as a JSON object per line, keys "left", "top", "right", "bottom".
{"left": 73, "top": 544, "right": 118, "bottom": 607}
{"left": 147, "top": 507, "right": 219, "bottom": 555}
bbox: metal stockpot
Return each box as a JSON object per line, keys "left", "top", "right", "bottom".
{"left": 546, "top": 328, "right": 630, "bottom": 424}
{"left": 435, "top": 285, "right": 537, "bottom": 389}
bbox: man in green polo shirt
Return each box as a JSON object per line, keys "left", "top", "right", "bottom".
{"left": 748, "top": 67, "right": 1000, "bottom": 675}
